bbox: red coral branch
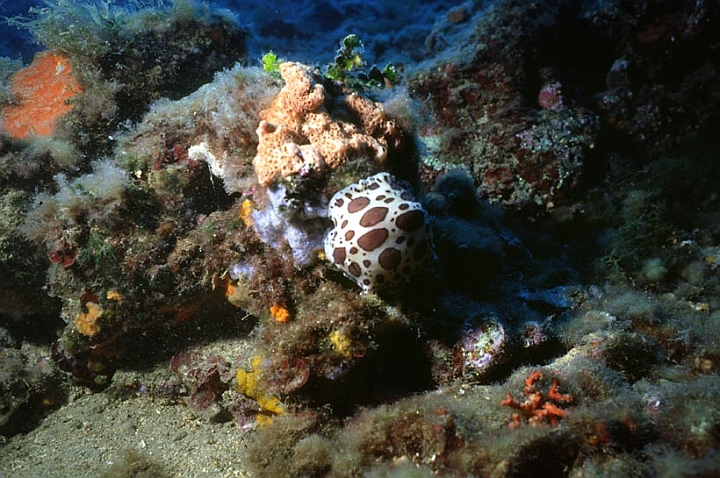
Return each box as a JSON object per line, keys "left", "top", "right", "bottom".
{"left": 501, "top": 371, "right": 573, "bottom": 428}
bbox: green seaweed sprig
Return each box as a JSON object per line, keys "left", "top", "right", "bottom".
{"left": 261, "top": 50, "right": 282, "bottom": 77}
{"left": 260, "top": 35, "right": 397, "bottom": 90}
{"left": 325, "top": 34, "right": 396, "bottom": 90}
{"left": 325, "top": 34, "right": 364, "bottom": 81}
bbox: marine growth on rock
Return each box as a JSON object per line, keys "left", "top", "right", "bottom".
{"left": 252, "top": 61, "right": 401, "bottom": 186}
{"left": 324, "top": 172, "right": 434, "bottom": 293}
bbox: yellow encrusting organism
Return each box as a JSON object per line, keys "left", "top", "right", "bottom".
{"left": 329, "top": 329, "right": 353, "bottom": 358}
{"left": 74, "top": 302, "right": 104, "bottom": 337}
{"left": 240, "top": 198, "right": 254, "bottom": 227}
{"left": 270, "top": 304, "right": 290, "bottom": 323}
{"left": 236, "top": 356, "right": 284, "bottom": 425}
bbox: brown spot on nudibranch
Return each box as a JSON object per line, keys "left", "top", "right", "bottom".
{"left": 379, "top": 247, "right": 402, "bottom": 270}
{"left": 359, "top": 207, "right": 389, "bottom": 227}
{"left": 348, "top": 196, "right": 371, "bottom": 213}
{"left": 396, "top": 209, "right": 425, "bottom": 231}
{"left": 333, "top": 247, "right": 346, "bottom": 264}
{"left": 357, "top": 228, "right": 389, "bottom": 251}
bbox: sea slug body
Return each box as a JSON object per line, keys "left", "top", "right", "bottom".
{"left": 324, "top": 172, "right": 434, "bottom": 293}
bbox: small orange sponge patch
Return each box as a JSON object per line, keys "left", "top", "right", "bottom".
{"left": 74, "top": 302, "right": 104, "bottom": 338}
{"left": 3, "top": 51, "right": 83, "bottom": 139}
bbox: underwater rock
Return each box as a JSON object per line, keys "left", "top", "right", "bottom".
{"left": 408, "top": 0, "right": 720, "bottom": 210}
{"left": 455, "top": 318, "right": 506, "bottom": 377}
{"left": 519, "top": 285, "right": 582, "bottom": 314}
{"left": 0, "top": 341, "right": 65, "bottom": 437}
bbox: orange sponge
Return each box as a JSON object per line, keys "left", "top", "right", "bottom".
{"left": 3, "top": 50, "right": 83, "bottom": 139}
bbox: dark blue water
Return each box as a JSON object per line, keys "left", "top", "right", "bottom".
{"left": 0, "top": 0, "right": 471, "bottom": 65}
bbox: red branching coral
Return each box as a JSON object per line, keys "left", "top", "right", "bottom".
{"left": 501, "top": 370, "right": 573, "bottom": 428}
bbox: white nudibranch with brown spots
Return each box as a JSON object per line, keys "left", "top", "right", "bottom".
{"left": 324, "top": 172, "right": 434, "bottom": 293}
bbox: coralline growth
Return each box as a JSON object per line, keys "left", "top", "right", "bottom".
{"left": 253, "top": 61, "right": 402, "bottom": 186}
{"left": 2, "top": 50, "right": 82, "bottom": 139}
{"left": 501, "top": 370, "right": 573, "bottom": 428}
